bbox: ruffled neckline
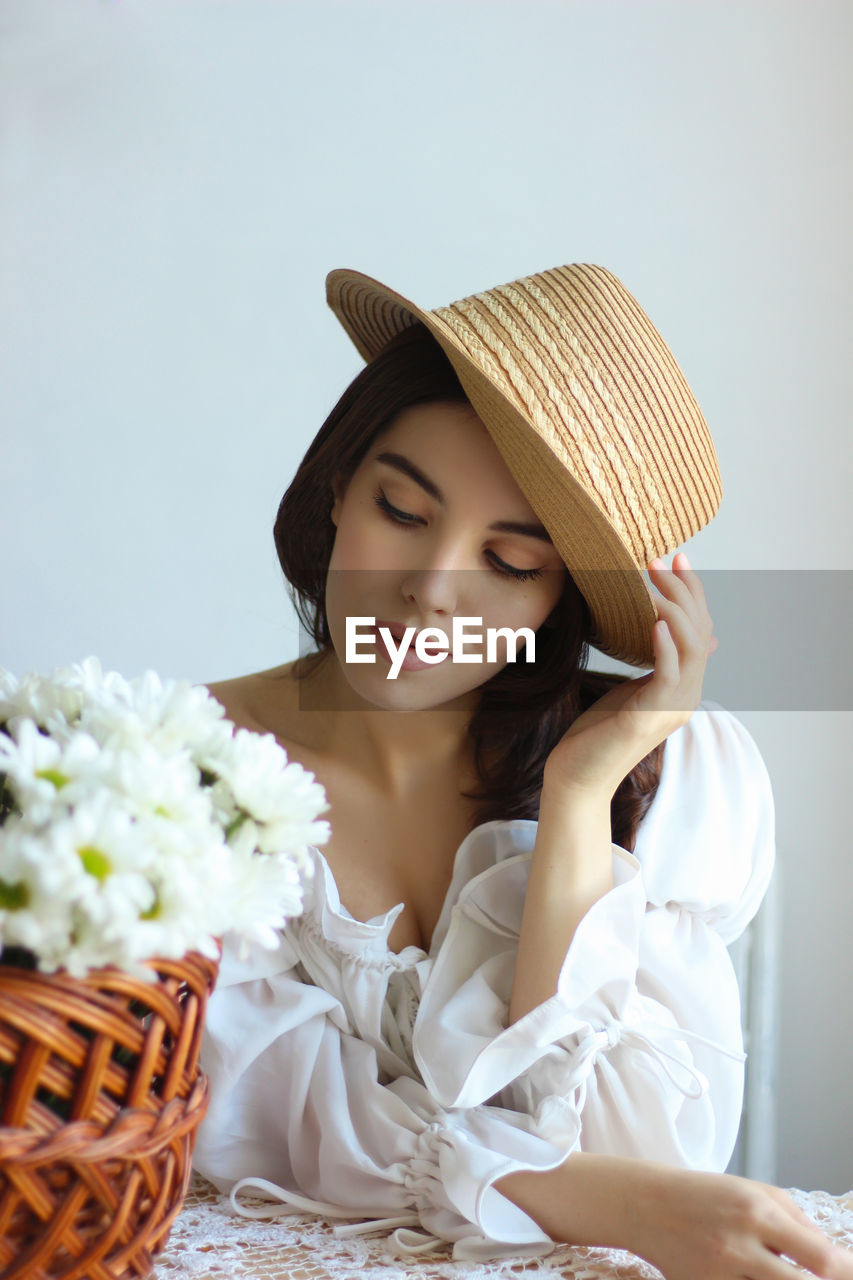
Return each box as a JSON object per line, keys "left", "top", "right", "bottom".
{"left": 299, "top": 818, "right": 541, "bottom": 964}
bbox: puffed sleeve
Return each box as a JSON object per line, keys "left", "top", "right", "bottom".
{"left": 413, "top": 703, "right": 775, "bottom": 1174}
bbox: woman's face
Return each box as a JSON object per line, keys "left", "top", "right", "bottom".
{"left": 324, "top": 400, "right": 568, "bottom": 712}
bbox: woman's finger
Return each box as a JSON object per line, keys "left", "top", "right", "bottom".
{"left": 650, "top": 552, "right": 712, "bottom": 622}
{"left": 648, "top": 556, "right": 698, "bottom": 614}
{"left": 646, "top": 553, "right": 712, "bottom": 664}
{"left": 651, "top": 591, "right": 713, "bottom": 665}
{"left": 762, "top": 1205, "right": 853, "bottom": 1279}
{"left": 652, "top": 587, "right": 710, "bottom": 641}
{"left": 648, "top": 565, "right": 713, "bottom": 658}
{"left": 670, "top": 551, "right": 713, "bottom": 615}
{"left": 630, "top": 622, "right": 687, "bottom": 723}
{"left": 650, "top": 619, "right": 681, "bottom": 691}
{"left": 738, "top": 1186, "right": 853, "bottom": 1280}
{"left": 651, "top": 554, "right": 713, "bottom": 623}
{"left": 750, "top": 1251, "right": 847, "bottom": 1280}
{"left": 671, "top": 550, "right": 710, "bottom": 604}
{"left": 637, "top": 602, "right": 712, "bottom": 718}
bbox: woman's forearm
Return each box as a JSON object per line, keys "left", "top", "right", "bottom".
{"left": 495, "top": 1152, "right": 645, "bottom": 1251}
{"left": 507, "top": 782, "right": 614, "bottom": 1025}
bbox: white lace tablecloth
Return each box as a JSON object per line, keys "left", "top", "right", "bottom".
{"left": 153, "top": 1175, "right": 853, "bottom": 1280}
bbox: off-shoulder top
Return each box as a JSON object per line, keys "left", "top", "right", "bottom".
{"left": 192, "top": 703, "right": 775, "bottom": 1262}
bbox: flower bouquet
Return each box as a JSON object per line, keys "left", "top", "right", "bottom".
{"left": 0, "top": 658, "right": 329, "bottom": 1280}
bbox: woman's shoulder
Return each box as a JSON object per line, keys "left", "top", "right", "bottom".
{"left": 203, "top": 660, "right": 315, "bottom": 750}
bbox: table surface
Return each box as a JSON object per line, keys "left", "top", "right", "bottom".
{"left": 152, "top": 1175, "right": 853, "bottom": 1280}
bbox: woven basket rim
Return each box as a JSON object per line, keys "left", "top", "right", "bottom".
{"left": 0, "top": 949, "right": 219, "bottom": 983}
{"left": 0, "top": 952, "right": 220, "bottom": 1116}
{"left": 0, "top": 1078, "right": 209, "bottom": 1166}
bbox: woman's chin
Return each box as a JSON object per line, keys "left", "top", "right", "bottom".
{"left": 338, "top": 660, "right": 489, "bottom": 715}
{"left": 300, "top": 644, "right": 507, "bottom": 714}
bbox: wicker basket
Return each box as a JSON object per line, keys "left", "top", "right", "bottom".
{"left": 0, "top": 951, "right": 219, "bottom": 1280}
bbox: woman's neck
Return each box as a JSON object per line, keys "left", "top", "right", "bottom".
{"left": 296, "top": 650, "right": 476, "bottom": 798}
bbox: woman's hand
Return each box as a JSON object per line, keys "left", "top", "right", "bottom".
{"left": 629, "top": 1166, "right": 853, "bottom": 1280}
{"left": 544, "top": 551, "right": 717, "bottom": 804}
{"left": 509, "top": 552, "right": 717, "bottom": 1021}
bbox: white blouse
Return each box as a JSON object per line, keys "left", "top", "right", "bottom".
{"left": 193, "top": 703, "right": 775, "bottom": 1261}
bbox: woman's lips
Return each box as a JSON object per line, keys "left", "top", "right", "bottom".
{"left": 373, "top": 621, "right": 450, "bottom": 671}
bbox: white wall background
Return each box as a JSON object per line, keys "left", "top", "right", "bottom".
{"left": 1, "top": 0, "right": 851, "bottom": 1191}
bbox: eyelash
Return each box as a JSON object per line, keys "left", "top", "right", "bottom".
{"left": 372, "top": 488, "right": 543, "bottom": 583}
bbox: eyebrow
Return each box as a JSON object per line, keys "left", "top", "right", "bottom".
{"left": 375, "top": 451, "right": 554, "bottom": 544}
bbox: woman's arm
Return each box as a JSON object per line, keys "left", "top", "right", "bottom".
{"left": 501, "top": 557, "right": 853, "bottom": 1277}
{"left": 497, "top": 1155, "right": 853, "bottom": 1280}
{"left": 507, "top": 786, "right": 614, "bottom": 1021}
{"left": 509, "top": 551, "right": 714, "bottom": 1025}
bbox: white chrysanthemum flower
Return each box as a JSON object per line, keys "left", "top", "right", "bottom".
{"left": 209, "top": 729, "right": 329, "bottom": 843}
{"left": 0, "top": 819, "right": 77, "bottom": 961}
{"left": 50, "top": 657, "right": 133, "bottom": 711}
{"left": 9, "top": 798, "right": 170, "bottom": 975}
{"left": 114, "top": 671, "right": 232, "bottom": 758}
{"left": 218, "top": 823, "right": 308, "bottom": 949}
{"left": 211, "top": 729, "right": 291, "bottom": 818}
{"left": 0, "top": 667, "right": 84, "bottom": 730}
{"left": 96, "top": 738, "right": 216, "bottom": 831}
{"left": 0, "top": 719, "right": 104, "bottom": 825}
{"left": 0, "top": 812, "right": 82, "bottom": 899}
{"left": 0, "top": 658, "right": 131, "bottom": 732}
{"left": 47, "top": 796, "right": 158, "bottom": 900}
{"left": 1, "top": 661, "right": 328, "bottom": 977}
{"left": 109, "top": 828, "right": 233, "bottom": 969}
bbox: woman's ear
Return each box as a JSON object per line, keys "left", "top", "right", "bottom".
{"left": 330, "top": 471, "right": 348, "bottom": 527}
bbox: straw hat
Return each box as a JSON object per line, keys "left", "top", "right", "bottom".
{"left": 326, "top": 263, "right": 721, "bottom": 668}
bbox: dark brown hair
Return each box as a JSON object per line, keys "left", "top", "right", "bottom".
{"left": 274, "top": 325, "right": 663, "bottom": 851}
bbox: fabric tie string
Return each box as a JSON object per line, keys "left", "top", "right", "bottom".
{"left": 230, "top": 1175, "right": 426, "bottom": 1241}
{"left": 582, "top": 1018, "right": 746, "bottom": 1101}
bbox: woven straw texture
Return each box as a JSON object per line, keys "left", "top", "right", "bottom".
{"left": 0, "top": 952, "right": 218, "bottom": 1280}
{"left": 326, "top": 264, "right": 722, "bottom": 667}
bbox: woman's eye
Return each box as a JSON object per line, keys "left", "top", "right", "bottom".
{"left": 489, "top": 555, "right": 540, "bottom": 586}
{"left": 373, "top": 488, "right": 423, "bottom": 526}
{"left": 374, "top": 488, "right": 542, "bottom": 582}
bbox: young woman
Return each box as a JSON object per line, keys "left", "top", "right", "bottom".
{"left": 193, "top": 265, "right": 853, "bottom": 1279}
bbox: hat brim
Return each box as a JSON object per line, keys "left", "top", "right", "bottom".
{"left": 326, "top": 268, "right": 659, "bottom": 667}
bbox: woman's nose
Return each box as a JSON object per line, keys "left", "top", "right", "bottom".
{"left": 400, "top": 566, "right": 459, "bottom": 617}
